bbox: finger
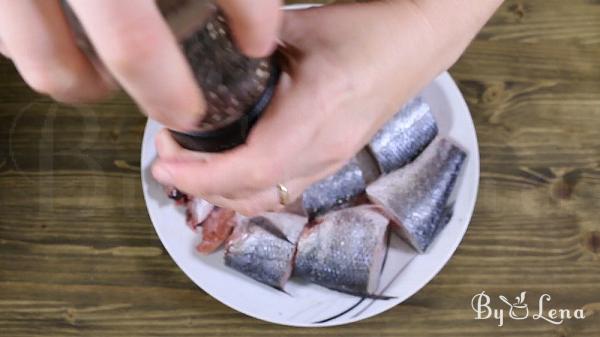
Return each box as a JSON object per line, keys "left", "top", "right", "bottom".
{"left": 155, "top": 128, "right": 214, "bottom": 162}
{"left": 165, "top": 164, "right": 335, "bottom": 217}
{"left": 211, "top": 197, "right": 279, "bottom": 217}
{"left": 234, "top": 162, "right": 349, "bottom": 215}
{"left": 67, "top": 0, "right": 205, "bottom": 132}
{"left": 201, "top": 190, "right": 283, "bottom": 217}
{"left": 200, "top": 195, "right": 239, "bottom": 212}
{"left": 218, "top": 0, "right": 282, "bottom": 57}
{"left": 232, "top": 185, "right": 297, "bottom": 216}
{"left": 151, "top": 120, "right": 307, "bottom": 198}
{"left": 223, "top": 166, "right": 340, "bottom": 216}
{"left": 0, "top": 0, "right": 112, "bottom": 102}
{"left": 151, "top": 144, "right": 276, "bottom": 199}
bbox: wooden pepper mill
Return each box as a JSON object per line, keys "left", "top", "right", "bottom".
{"left": 64, "top": 0, "right": 280, "bottom": 152}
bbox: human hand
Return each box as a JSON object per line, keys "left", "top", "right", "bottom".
{"left": 151, "top": 1, "right": 459, "bottom": 215}
{"left": 0, "top": 0, "right": 281, "bottom": 131}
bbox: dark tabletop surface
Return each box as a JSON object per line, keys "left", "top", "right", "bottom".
{"left": 1, "top": 0, "right": 599, "bottom": 336}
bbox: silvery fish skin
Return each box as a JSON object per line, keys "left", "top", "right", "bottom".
{"left": 367, "top": 137, "right": 466, "bottom": 253}
{"left": 301, "top": 158, "right": 367, "bottom": 219}
{"left": 294, "top": 206, "right": 389, "bottom": 295}
{"left": 225, "top": 213, "right": 307, "bottom": 289}
{"left": 369, "top": 97, "right": 438, "bottom": 174}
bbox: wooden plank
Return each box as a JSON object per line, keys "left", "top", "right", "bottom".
{"left": 1, "top": 0, "right": 600, "bottom": 336}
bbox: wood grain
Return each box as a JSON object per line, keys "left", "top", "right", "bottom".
{"left": 1, "top": 0, "right": 600, "bottom": 336}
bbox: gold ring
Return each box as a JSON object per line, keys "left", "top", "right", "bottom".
{"left": 276, "top": 183, "right": 289, "bottom": 206}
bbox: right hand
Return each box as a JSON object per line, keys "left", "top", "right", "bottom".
{"left": 0, "top": 0, "right": 282, "bottom": 132}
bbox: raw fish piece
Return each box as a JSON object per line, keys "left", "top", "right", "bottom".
{"left": 185, "top": 198, "right": 214, "bottom": 230}
{"left": 196, "top": 207, "right": 237, "bottom": 254}
{"left": 294, "top": 206, "right": 389, "bottom": 295}
{"left": 225, "top": 213, "right": 307, "bottom": 289}
{"left": 369, "top": 97, "right": 438, "bottom": 174}
{"left": 367, "top": 137, "right": 466, "bottom": 253}
{"left": 301, "top": 158, "right": 367, "bottom": 219}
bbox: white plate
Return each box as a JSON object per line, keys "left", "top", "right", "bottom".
{"left": 142, "top": 68, "right": 479, "bottom": 326}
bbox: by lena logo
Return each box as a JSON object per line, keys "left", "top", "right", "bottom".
{"left": 471, "top": 291, "right": 586, "bottom": 327}
{"left": 499, "top": 291, "right": 529, "bottom": 320}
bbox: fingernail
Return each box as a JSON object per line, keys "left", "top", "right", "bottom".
{"left": 153, "top": 163, "right": 174, "bottom": 185}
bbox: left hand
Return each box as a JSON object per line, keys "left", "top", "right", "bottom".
{"left": 151, "top": 2, "right": 463, "bottom": 216}
{"left": 0, "top": 0, "right": 280, "bottom": 130}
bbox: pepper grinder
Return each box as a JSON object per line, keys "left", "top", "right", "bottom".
{"left": 63, "top": 0, "right": 280, "bottom": 152}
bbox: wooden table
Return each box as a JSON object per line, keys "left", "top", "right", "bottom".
{"left": 1, "top": 1, "right": 599, "bottom": 336}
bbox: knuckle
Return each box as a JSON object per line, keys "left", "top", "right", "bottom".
{"left": 24, "top": 71, "right": 56, "bottom": 95}
{"left": 23, "top": 65, "right": 78, "bottom": 98}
